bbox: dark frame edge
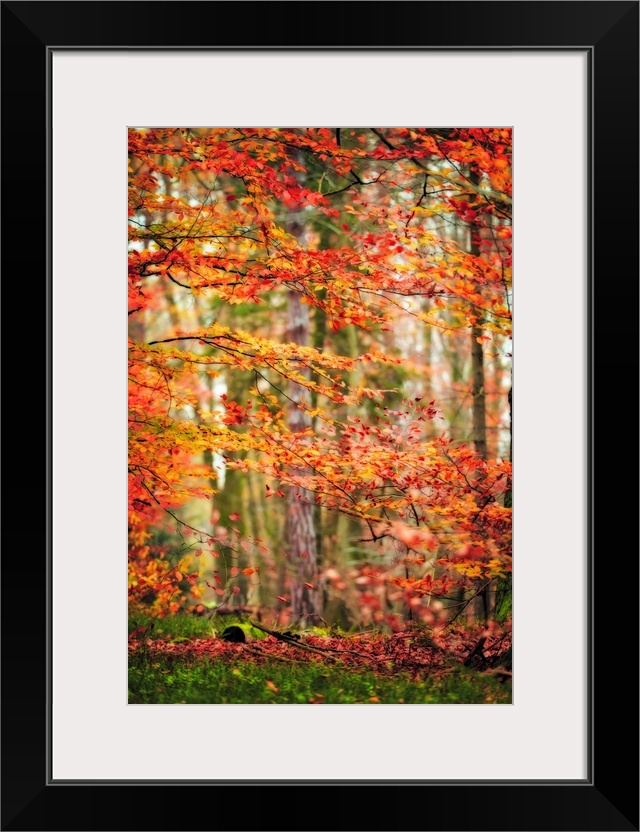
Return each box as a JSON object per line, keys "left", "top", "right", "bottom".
{"left": 2, "top": 1, "right": 638, "bottom": 831}
{"left": 590, "top": 4, "right": 639, "bottom": 826}
{"left": 46, "top": 43, "right": 54, "bottom": 795}
{"left": 586, "top": 44, "right": 594, "bottom": 795}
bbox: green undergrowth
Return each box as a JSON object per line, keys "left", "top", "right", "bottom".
{"left": 128, "top": 615, "right": 511, "bottom": 705}
{"left": 129, "top": 653, "right": 510, "bottom": 704}
{"left": 129, "top": 611, "right": 268, "bottom": 642}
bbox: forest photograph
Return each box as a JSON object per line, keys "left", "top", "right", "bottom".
{"left": 128, "top": 127, "right": 512, "bottom": 705}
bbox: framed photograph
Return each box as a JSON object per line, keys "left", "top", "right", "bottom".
{"left": 2, "top": 2, "right": 637, "bottom": 830}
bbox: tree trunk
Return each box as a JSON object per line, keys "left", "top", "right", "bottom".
{"left": 286, "top": 287, "right": 321, "bottom": 626}
{"left": 471, "top": 326, "right": 487, "bottom": 459}
{"left": 311, "top": 296, "right": 327, "bottom": 575}
{"left": 495, "top": 384, "right": 512, "bottom": 622}
{"left": 469, "top": 180, "right": 487, "bottom": 462}
{"left": 469, "top": 172, "right": 489, "bottom": 623}
{"left": 283, "top": 177, "right": 320, "bottom": 626}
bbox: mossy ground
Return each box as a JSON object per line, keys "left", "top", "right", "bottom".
{"left": 128, "top": 614, "right": 511, "bottom": 705}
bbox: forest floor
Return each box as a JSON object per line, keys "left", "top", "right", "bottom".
{"left": 128, "top": 614, "right": 511, "bottom": 705}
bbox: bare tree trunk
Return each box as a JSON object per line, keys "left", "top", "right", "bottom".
{"left": 234, "top": 477, "right": 254, "bottom": 605}
{"left": 283, "top": 173, "right": 320, "bottom": 625}
{"left": 471, "top": 327, "right": 487, "bottom": 459}
{"left": 469, "top": 172, "right": 489, "bottom": 624}
{"left": 469, "top": 183, "right": 487, "bottom": 462}
{"left": 311, "top": 297, "right": 327, "bottom": 581}
{"left": 286, "top": 287, "right": 321, "bottom": 626}
{"left": 495, "top": 383, "right": 512, "bottom": 622}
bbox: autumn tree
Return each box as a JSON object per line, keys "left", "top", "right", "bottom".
{"left": 128, "top": 127, "right": 512, "bottom": 628}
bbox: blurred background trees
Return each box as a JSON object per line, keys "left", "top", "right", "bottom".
{"left": 128, "top": 127, "right": 512, "bottom": 630}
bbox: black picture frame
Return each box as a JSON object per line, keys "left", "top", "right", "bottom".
{"left": 2, "top": 2, "right": 638, "bottom": 830}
